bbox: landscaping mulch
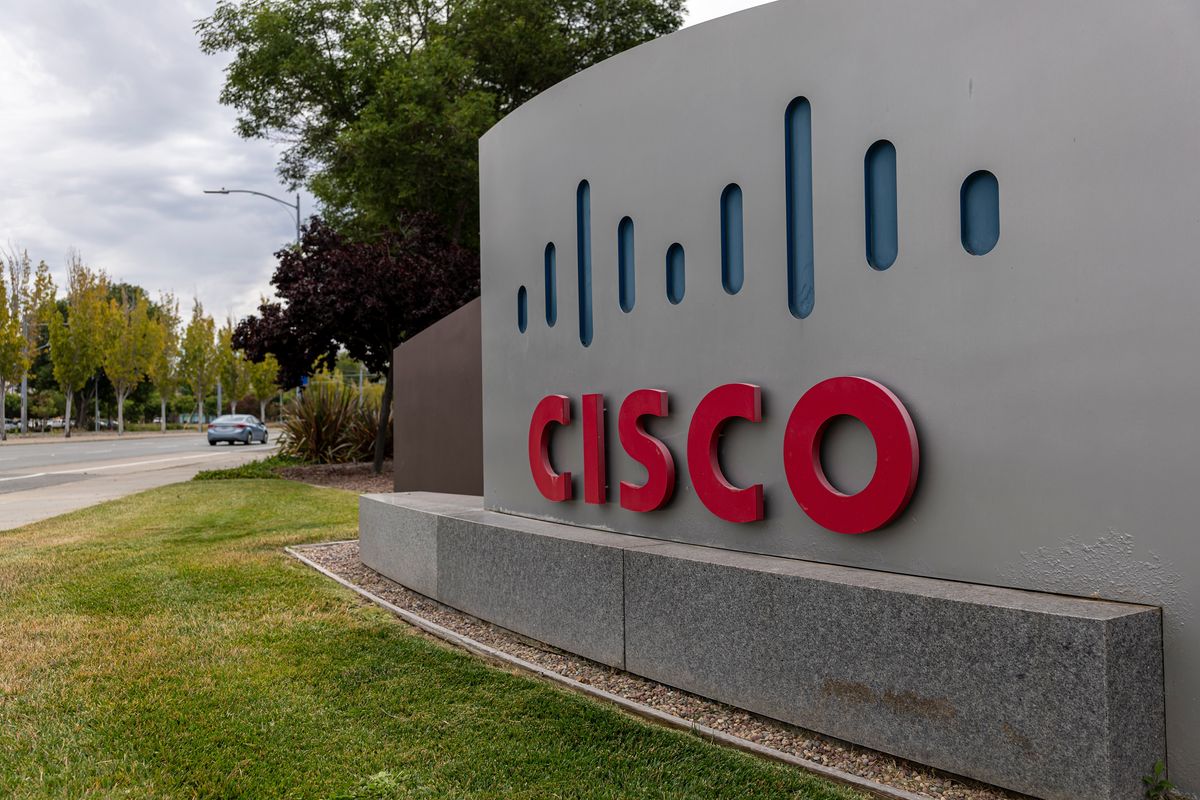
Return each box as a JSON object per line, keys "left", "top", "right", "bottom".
{"left": 296, "top": 540, "right": 1029, "bottom": 800}
{"left": 278, "top": 460, "right": 394, "bottom": 493}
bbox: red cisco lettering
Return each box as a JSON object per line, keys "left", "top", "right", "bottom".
{"left": 527, "top": 394, "right": 572, "bottom": 501}
{"left": 783, "top": 376, "right": 918, "bottom": 534}
{"left": 526, "top": 377, "right": 919, "bottom": 534}
{"left": 582, "top": 393, "right": 607, "bottom": 504}
{"left": 617, "top": 389, "right": 675, "bottom": 512}
{"left": 686, "top": 383, "right": 764, "bottom": 523}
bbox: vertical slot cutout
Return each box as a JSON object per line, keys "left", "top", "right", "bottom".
{"left": 618, "top": 217, "right": 635, "bottom": 312}
{"left": 544, "top": 243, "right": 557, "bottom": 326}
{"left": 961, "top": 170, "right": 1000, "bottom": 255}
{"left": 785, "top": 97, "right": 814, "bottom": 318}
{"left": 721, "top": 184, "right": 744, "bottom": 294}
{"left": 666, "top": 243, "right": 685, "bottom": 305}
{"left": 864, "top": 140, "right": 898, "bottom": 270}
{"left": 576, "top": 180, "right": 593, "bottom": 345}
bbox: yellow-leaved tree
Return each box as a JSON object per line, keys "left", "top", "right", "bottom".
{"left": 47, "top": 253, "right": 107, "bottom": 438}
{"left": 217, "top": 319, "right": 248, "bottom": 414}
{"left": 248, "top": 354, "right": 280, "bottom": 422}
{"left": 179, "top": 300, "right": 216, "bottom": 431}
{"left": 146, "top": 292, "right": 181, "bottom": 433}
{"left": 0, "top": 268, "right": 29, "bottom": 441}
{"left": 101, "top": 289, "right": 154, "bottom": 435}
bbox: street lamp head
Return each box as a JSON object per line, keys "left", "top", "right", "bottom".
{"left": 203, "top": 188, "right": 230, "bottom": 195}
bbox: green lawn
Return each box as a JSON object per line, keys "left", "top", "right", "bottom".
{"left": 0, "top": 480, "right": 864, "bottom": 800}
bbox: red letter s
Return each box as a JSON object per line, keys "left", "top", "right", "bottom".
{"left": 618, "top": 389, "right": 675, "bottom": 512}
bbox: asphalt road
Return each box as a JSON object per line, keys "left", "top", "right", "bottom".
{"left": 0, "top": 432, "right": 278, "bottom": 530}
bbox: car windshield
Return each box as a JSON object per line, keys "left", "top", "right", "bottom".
{"left": 213, "top": 416, "right": 243, "bottom": 424}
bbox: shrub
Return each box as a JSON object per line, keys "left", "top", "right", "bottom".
{"left": 278, "top": 379, "right": 390, "bottom": 464}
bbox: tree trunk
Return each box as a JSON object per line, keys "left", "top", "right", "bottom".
{"left": 230, "top": 399, "right": 237, "bottom": 414}
{"left": 65, "top": 391, "right": 73, "bottom": 439}
{"left": 259, "top": 399, "right": 266, "bottom": 422}
{"left": 372, "top": 359, "right": 394, "bottom": 475}
{"left": 1, "top": 376, "right": 6, "bottom": 442}
{"left": 160, "top": 397, "right": 167, "bottom": 433}
{"left": 117, "top": 390, "right": 125, "bottom": 436}
{"left": 196, "top": 391, "right": 204, "bottom": 432}
{"left": 76, "top": 384, "right": 87, "bottom": 431}
{"left": 20, "top": 374, "right": 27, "bottom": 435}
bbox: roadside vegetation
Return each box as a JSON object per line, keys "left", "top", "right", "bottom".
{"left": 193, "top": 453, "right": 304, "bottom": 481}
{"left": 0, "top": 247, "right": 293, "bottom": 440}
{"left": 276, "top": 376, "right": 390, "bottom": 464}
{"left": 0, "top": 481, "right": 863, "bottom": 800}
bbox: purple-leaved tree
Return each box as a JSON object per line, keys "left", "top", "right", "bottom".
{"left": 235, "top": 215, "right": 479, "bottom": 473}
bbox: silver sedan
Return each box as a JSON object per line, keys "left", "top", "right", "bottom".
{"left": 207, "top": 415, "right": 269, "bottom": 445}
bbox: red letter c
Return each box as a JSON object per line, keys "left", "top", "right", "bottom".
{"left": 686, "top": 383, "right": 764, "bottom": 523}
{"left": 528, "top": 394, "right": 572, "bottom": 501}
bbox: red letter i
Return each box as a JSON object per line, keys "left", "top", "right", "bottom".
{"left": 583, "top": 393, "right": 607, "bottom": 504}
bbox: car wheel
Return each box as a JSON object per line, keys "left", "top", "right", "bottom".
{"left": 208, "top": 440, "right": 216, "bottom": 447}
{"left": 262, "top": 432, "right": 269, "bottom": 444}
{"left": 244, "top": 433, "right": 252, "bottom": 446}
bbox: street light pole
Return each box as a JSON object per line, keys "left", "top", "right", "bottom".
{"left": 203, "top": 187, "right": 301, "bottom": 244}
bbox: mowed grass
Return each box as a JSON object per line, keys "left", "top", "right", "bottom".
{"left": 0, "top": 480, "right": 864, "bottom": 800}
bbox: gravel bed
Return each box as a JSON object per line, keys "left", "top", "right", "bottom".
{"left": 295, "top": 540, "right": 1029, "bottom": 800}
{"left": 278, "top": 461, "right": 393, "bottom": 493}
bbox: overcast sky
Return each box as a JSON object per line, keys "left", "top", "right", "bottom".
{"left": 0, "top": 0, "right": 766, "bottom": 323}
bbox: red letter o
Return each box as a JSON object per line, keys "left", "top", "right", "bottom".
{"left": 783, "top": 376, "right": 918, "bottom": 534}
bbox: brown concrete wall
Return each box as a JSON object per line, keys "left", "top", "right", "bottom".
{"left": 392, "top": 298, "right": 482, "bottom": 495}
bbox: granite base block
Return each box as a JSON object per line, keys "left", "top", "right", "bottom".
{"left": 359, "top": 493, "right": 480, "bottom": 598}
{"left": 358, "top": 493, "right": 1164, "bottom": 800}
{"left": 436, "top": 509, "right": 631, "bottom": 667}
{"left": 624, "top": 543, "right": 1164, "bottom": 800}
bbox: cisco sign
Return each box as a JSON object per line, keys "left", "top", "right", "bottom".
{"left": 527, "top": 377, "right": 918, "bottom": 533}
{"left": 479, "top": 0, "right": 1200, "bottom": 791}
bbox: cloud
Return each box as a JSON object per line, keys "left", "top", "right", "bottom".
{"left": 0, "top": 0, "right": 753, "bottom": 324}
{"left": 0, "top": 0, "right": 311, "bottom": 322}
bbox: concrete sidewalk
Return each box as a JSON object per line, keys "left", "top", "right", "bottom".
{"left": 0, "top": 430, "right": 199, "bottom": 446}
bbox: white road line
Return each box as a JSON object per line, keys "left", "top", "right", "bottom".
{"left": 81, "top": 448, "right": 114, "bottom": 455}
{"left": 0, "top": 449, "right": 273, "bottom": 483}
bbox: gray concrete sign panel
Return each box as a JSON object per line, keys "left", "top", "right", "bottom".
{"left": 476, "top": 0, "right": 1195, "bottom": 790}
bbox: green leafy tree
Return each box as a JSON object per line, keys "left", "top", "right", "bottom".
{"left": 196, "top": 0, "right": 683, "bottom": 242}
{"left": 217, "top": 320, "right": 249, "bottom": 414}
{"left": 101, "top": 290, "right": 155, "bottom": 435}
{"left": 248, "top": 353, "right": 281, "bottom": 421}
{"left": 180, "top": 300, "right": 217, "bottom": 431}
{"left": 147, "top": 293, "right": 182, "bottom": 432}
{"left": 47, "top": 254, "right": 107, "bottom": 438}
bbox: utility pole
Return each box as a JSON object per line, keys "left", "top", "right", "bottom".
{"left": 203, "top": 188, "right": 301, "bottom": 245}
